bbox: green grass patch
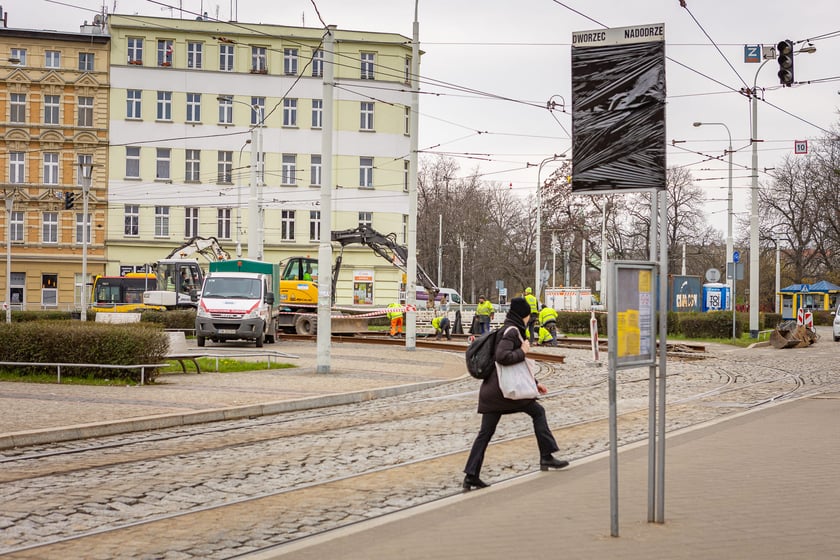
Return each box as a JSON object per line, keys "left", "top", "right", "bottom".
{"left": 160, "top": 357, "right": 297, "bottom": 374}
{"left": 0, "top": 369, "right": 145, "bottom": 386}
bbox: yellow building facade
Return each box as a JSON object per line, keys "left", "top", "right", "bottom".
{"left": 0, "top": 20, "right": 110, "bottom": 311}
{"left": 106, "top": 15, "right": 417, "bottom": 305}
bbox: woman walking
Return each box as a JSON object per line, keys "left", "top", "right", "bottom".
{"left": 463, "top": 296, "right": 569, "bottom": 490}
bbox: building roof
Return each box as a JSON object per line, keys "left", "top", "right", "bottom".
{"left": 780, "top": 280, "right": 840, "bottom": 293}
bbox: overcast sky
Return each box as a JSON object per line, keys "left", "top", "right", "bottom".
{"left": 7, "top": 0, "right": 840, "bottom": 240}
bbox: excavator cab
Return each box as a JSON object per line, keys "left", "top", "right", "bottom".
{"left": 279, "top": 257, "right": 319, "bottom": 306}
{"left": 144, "top": 259, "right": 204, "bottom": 308}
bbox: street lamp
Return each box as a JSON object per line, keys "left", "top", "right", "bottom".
{"left": 535, "top": 154, "right": 565, "bottom": 299}
{"left": 78, "top": 162, "right": 94, "bottom": 321}
{"left": 693, "top": 121, "right": 733, "bottom": 308}
{"left": 217, "top": 96, "right": 265, "bottom": 259}
{"left": 4, "top": 192, "right": 14, "bottom": 323}
{"left": 748, "top": 44, "right": 815, "bottom": 337}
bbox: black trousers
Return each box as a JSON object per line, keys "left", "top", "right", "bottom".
{"left": 463, "top": 400, "right": 560, "bottom": 477}
{"left": 527, "top": 315, "right": 538, "bottom": 342}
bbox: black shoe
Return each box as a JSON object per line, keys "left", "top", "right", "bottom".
{"left": 540, "top": 455, "right": 569, "bottom": 471}
{"left": 462, "top": 475, "right": 490, "bottom": 490}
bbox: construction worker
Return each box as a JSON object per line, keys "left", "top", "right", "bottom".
{"left": 387, "top": 301, "right": 404, "bottom": 337}
{"left": 432, "top": 315, "right": 451, "bottom": 340}
{"left": 538, "top": 305, "right": 559, "bottom": 342}
{"left": 475, "top": 295, "right": 494, "bottom": 335}
{"left": 536, "top": 324, "right": 556, "bottom": 346}
{"left": 524, "top": 287, "right": 539, "bottom": 343}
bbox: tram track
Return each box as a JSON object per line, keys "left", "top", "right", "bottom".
{"left": 2, "top": 346, "right": 836, "bottom": 558}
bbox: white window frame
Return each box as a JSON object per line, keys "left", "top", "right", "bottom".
{"left": 75, "top": 212, "right": 92, "bottom": 244}
{"left": 124, "top": 204, "right": 139, "bottom": 237}
{"left": 125, "top": 146, "right": 140, "bottom": 178}
{"left": 312, "top": 49, "right": 323, "bottom": 77}
{"left": 283, "top": 98, "right": 297, "bottom": 126}
{"left": 126, "top": 89, "right": 142, "bottom": 119}
{"left": 11, "top": 48, "right": 26, "bottom": 66}
{"left": 282, "top": 154, "right": 297, "bottom": 185}
{"left": 311, "top": 99, "right": 323, "bottom": 128}
{"left": 77, "top": 96, "right": 93, "bottom": 127}
{"left": 361, "top": 52, "right": 375, "bottom": 79}
{"left": 217, "top": 208, "right": 231, "bottom": 239}
{"left": 251, "top": 97, "right": 265, "bottom": 126}
{"left": 9, "top": 152, "right": 25, "bottom": 183}
{"left": 281, "top": 210, "right": 296, "bottom": 241}
{"left": 127, "top": 38, "right": 143, "bottom": 63}
{"left": 156, "top": 148, "right": 171, "bottom": 180}
{"left": 79, "top": 52, "right": 94, "bottom": 71}
{"left": 404, "top": 106, "right": 411, "bottom": 135}
{"left": 157, "top": 39, "right": 174, "bottom": 66}
{"left": 185, "top": 207, "right": 200, "bottom": 238}
{"left": 309, "top": 210, "right": 321, "bottom": 241}
{"left": 43, "top": 152, "right": 59, "bottom": 185}
{"left": 44, "top": 94, "right": 60, "bottom": 124}
{"left": 283, "top": 48, "right": 298, "bottom": 75}
{"left": 310, "top": 155, "right": 322, "bottom": 186}
{"left": 45, "top": 50, "right": 61, "bottom": 69}
{"left": 251, "top": 46, "right": 267, "bottom": 72}
{"left": 42, "top": 212, "right": 58, "bottom": 244}
{"left": 10, "top": 211, "right": 24, "bottom": 242}
{"left": 156, "top": 91, "right": 172, "bottom": 121}
{"left": 10, "top": 93, "right": 26, "bottom": 123}
{"left": 187, "top": 41, "right": 203, "bottom": 69}
{"left": 41, "top": 274, "right": 58, "bottom": 308}
{"left": 358, "top": 211, "right": 372, "bottom": 229}
{"left": 404, "top": 159, "right": 410, "bottom": 192}
{"left": 359, "top": 157, "right": 373, "bottom": 188}
{"left": 218, "top": 96, "right": 233, "bottom": 124}
{"left": 76, "top": 154, "right": 92, "bottom": 186}
{"left": 186, "top": 92, "right": 201, "bottom": 123}
{"left": 360, "top": 101, "right": 374, "bottom": 130}
{"left": 154, "top": 206, "right": 170, "bottom": 237}
{"left": 217, "top": 150, "right": 233, "bottom": 183}
{"left": 219, "top": 44, "right": 234, "bottom": 71}
{"left": 185, "top": 149, "right": 201, "bottom": 182}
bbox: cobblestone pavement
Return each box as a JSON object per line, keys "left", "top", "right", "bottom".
{"left": 1, "top": 332, "right": 838, "bottom": 558}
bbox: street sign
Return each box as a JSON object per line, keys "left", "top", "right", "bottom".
{"left": 794, "top": 140, "right": 808, "bottom": 154}
{"left": 744, "top": 45, "right": 761, "bottom": 63}
{"left": 705, "top": 268, "right": 721, "bottom": 283}
{"left": 733, "top": 250, "right": 740, "bottom": 263}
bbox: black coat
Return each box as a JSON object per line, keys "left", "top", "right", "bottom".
{"left": 476, "top": 313, "right": 537, "bottom": 414}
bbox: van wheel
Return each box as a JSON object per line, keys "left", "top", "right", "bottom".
{"left": 256, "top": 330, "right": 264, "bottom": 348}
{"left": 197, "top": 335, "right": 205, "bottom": 347}
{"left": 294, "top": 314, "right": 317, "bottom": 335}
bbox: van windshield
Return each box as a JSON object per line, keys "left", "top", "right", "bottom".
{"left": 203, "top": 278, "right": 262, "bottom": 299}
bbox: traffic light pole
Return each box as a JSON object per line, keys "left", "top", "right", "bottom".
{"left": 79, "top": 164, "right": 93, "bottom": 322}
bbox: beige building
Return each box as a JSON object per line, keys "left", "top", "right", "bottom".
{"left": 106, "top": 15, "right": 418, "bottom": 306}
{"left": 0, "top": 13, "right": 110, "bottom": 311}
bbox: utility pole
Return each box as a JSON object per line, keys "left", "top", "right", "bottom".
{"left": 405, "top": 0, "right": 420, "bottom": 350}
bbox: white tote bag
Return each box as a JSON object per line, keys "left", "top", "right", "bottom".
{"left": 496, "top": 328, "right": 539, "bottom": 400}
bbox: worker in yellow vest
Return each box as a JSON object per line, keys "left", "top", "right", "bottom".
{"left": 524, "top": 287, "right": 539, "bottom": 343}
{"left": 387, "top": 301, "right": 404, "bottom": 337}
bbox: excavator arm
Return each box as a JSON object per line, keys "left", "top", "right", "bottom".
{"left": 165, "top": 236, "right": 231, "bottom": 263}
{"left": 330, "top": 225, "right": 438, "bottom": 304}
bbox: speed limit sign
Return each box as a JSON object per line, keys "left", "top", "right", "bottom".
{"left": 794, "top": 140, "right": 808, "bottom": 154}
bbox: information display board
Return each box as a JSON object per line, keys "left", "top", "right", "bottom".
{"left": 608, "top": 261, "right": 657, "bottom": 369}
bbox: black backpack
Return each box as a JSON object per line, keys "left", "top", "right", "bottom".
{"left": 465, "top": 326, "right": 514, "bottom": 379}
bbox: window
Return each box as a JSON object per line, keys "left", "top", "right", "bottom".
{"left": 187, "top": 42, "right": 202, "bottom": 69}
{"left": 311, "top": 49, "right": 323, "bottom": 77}
{"left": 79, "top": 52, "right": 94, "bottom": 71}
{"left": 251, "top": 46, "right": 267, "bottom": 72}
{"left": 218, "top": 96, "right": 232, "bottom": 124}
{"left": 251, "top": 97, "right": 265, "bottom": 125}
{"left": 43, "top": 153, "right": 59, "bottom": 184}
{"left": 9, "top": 272, "right": 24, "bottom": 307}
{"left": 281, "top": 210, "right": 295, "bottom": 241}
{"left": 311, "top": 99, "right": 323, "bottom": 128}
{"left": 45, "top": 50, "right": 60, "bottom": 68}
{"left": 158, "top": 39, "right": 174, "bottom": 66}
{"left": 217, "top": 208, "right": 231, "bottom": 239}
{"left": 219, "top": 44, "right": 234, "bottom": 71}
{"left": 42, "top": 274, "right": 58, "bottom": 308}
{"left": 185, "top": 207, "right": 199, "bottom": 238}
{"left": 405, "top": 56, "right": 411, "bottom": 85}
{"left": 125, "top": 147, "right": 140, "bottom": 178}
{"left": 156, "top": 148, "right": 171, "bottom": 180}
{"left": 310, "top": 155, "right": 322, "bottom": 186}
{"left": 217, "top": 150, "right": 232, "bottom": 183}
{"left": 360, "top": 101, "right": 374, "bottom": 130}
{"left": 404, "top": 159, "right": 409, "bottom": 192}
{"left": 284, "top": 48, "right": 298, "bottom": 75}
{"left": 11, "top": 48, "right": 26, "bottom": 66}
{"left": 77, "top": 96, "right": 93, "bottom": 126}
{"left": 404, "top": 106, "right": 410, "bottom": 135}
{"left": 154, "top": 206, "right": 170, "bottom": 237}
{"left": 126, "top": 89, "right": 142, "bottom": 119}
{"left": 359, "top": 157, "right": 373, "bottom": 188}
{"left": 185, "top": 149, "right": 201, "bottom": 182}
{"left": 127, "top": 38, "right": 143, "bottom": 64}
{"left": 75, "top": 212, "right": 91, "bottom": 244}
{"left": 42, "top": 212, "right": 58, "bottom": 244}
{"left": 156, "top": 91, "right": 172, "bottom": 120}
{"left": 309, "top": 210, "right": 320, "bottom": 241}
{"left": 283, "top": 98, "right": 297, "bottom": 126}
{"left": 124, "top": 205, "right": 139, "bottom": 236}
{"left": 10, "top": 93, "right": 26, "bottom": 123}
{"left": 361, "top": 52, "right": 375, "bottom": 79}
{"left": 282, "top": 154, "right": 296, "bottom": 185}
{"left": 44, "top": 94, "right": 60, "bottom": 124}
{"left": 10, "top": 211, "right": 24, "bottom": 242}
{"left": 358, "top": 211, "right": 372, "bottom": 228}
{"left": 77, "top": 154, "right": 92, "bottom": 185}
{"left": 402, "top": 214, "right": 408, "bottom": 244}
{"left": 9, "top": 152, "right": 25, "bottom": 183}
{"left": 186, "top": 92, "right": 201, "bottom": 122}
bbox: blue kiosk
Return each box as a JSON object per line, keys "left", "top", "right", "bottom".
{"left": 778, "top": 280, "right": 840, "bottom": 320}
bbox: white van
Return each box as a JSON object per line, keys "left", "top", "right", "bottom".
{"left": 416, "top": 287, "right": 465, "bottom": 305}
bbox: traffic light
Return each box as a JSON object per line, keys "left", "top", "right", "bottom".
{"left": 777, "top": 40, "right": 794, "bottom": 87}
{"left": 64, "top": 191, "right": 75, "bottom": 210}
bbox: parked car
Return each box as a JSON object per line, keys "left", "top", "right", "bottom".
{"left": 833, "top": 304, "right": 840, "bottom": 342}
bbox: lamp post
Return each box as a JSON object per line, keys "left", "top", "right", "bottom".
{"left": 4, "top": 193, "right": 13, "bottom": 323}
{"left": 599, "top": 200, "right": 610, "bottom": 307}
{"left": 748, "top": 45, "right": 815, "bottom": 337}
{"left": 78, "top": 162, "right": 94, "bottom": 322}
{"left": 217, "top": 96, "right": 264, "bottom": 259}
{"left": 775, "top": 237, "right": 782, "bottom": 314}
{"left": 693, "top": 121, "right": 732, "bottom": 307}
{"left": 535, "top": 154, "right": 564, "bottom": 299}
